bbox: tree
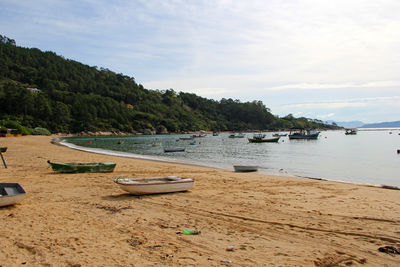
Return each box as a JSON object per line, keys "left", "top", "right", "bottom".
{"left": 0, "top": 39, "right": 341, "bottom": 133}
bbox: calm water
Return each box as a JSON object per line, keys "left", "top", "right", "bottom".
{"left": 64, "top": 129, "right": 400, "bottom": 187}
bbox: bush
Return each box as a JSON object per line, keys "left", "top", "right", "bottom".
{"left": 19, "top": 126, "right": 31, "bottom": 135}
{"left": 1, "top": 120, "right": 30, "bottom": 135}
{"left": 30, "top": 127, "right": 51, "bottom": 136}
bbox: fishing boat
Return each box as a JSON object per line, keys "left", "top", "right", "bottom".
{"left": 288, "top": 129, "right": 320, "bottom": 140}
{"left": 248, "top": 134, "right": 280, "bottom": 143}
{"left": 113, "top": 176, "right": 194, "bottom": 195}
{"left": 47, "top": 160, "right": 116, "bottom": 173}
{"left": 229, "top": 133, "right": 246, "bottom": 138}
{"left": 345, "top": 128, "right": 358, "bottom": 135}
{"left": 248, "top": 137, "right": 280, "bottom": 143}
{"left": 233, "top": 165, "right": 258, "bottom": 172}
{"left": 0, "top": 183, "right": 26, "bottom": 207}
{"left": 192, "top": 133, "right": 207, "bottom": 138}
{"left": 164, "top": 147, "right": 185, "bottom": 152}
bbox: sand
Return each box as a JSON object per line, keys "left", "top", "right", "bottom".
{"left": 0, "top": 136, "right": 399, "bottom": 266}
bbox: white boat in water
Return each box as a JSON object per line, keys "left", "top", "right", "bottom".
{"left": 113, "top": 176, "right": 194, "bottom": 195}
{"left": 272, "top": 133, "right": 288, "bottom": 137}
{"left": 233, "top": 165, "right": 258, "bottom": 172}
{"left": 229, "top": 133, "right": 246, "bottom": 138}
{"left": 0, "top": 183, "right": 26, "bottom": 207}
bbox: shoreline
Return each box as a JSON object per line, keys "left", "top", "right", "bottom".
{"left": 58, "top": 137, "right": 232, "bottom": 171}
{"left": 0, "top": 136, "right": 399, "bottom": 266}
{"left": 58, "top": 136, "right": 399, "bottom": 190}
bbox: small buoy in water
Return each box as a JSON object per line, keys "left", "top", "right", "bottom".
{"left": 397, "top": 149, "right": 400, "bottom": 154}
{"left": 325, "top": 136, "right": 327, "bottom": 138}
{"left": 88, "top": 141, "right": 92, "bottom": 143}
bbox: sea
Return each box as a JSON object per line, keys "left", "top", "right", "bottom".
{"left": 62, "top": 129, "right": 400, "bottom": 187}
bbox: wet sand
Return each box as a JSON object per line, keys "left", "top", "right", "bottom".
{"left": 0, "top": 136, "right": 399, "bottom": 266}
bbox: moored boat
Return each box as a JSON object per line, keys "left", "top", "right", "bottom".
{"left": 233, "top": 165, "right": 258, "bottom": 172}
{"left": 248, "top": 137, "right": 280, "bottom": 143}
{"left": 272, "top": 133, "right": 288, "bottom": 137}
{"left": 164, "top": 147, "right": 185, "bottom": 152}
{"left": 229, "top": 133, "right": 246, "bottom": 138}
{"left": 47, "top": 160, "right": 116, "bottom": 173}
{"left": 345, "top": 129, "right": 358, "bottom": 135}
{"left": 192, "top": 133, "right": 207, "bottom": 138}
{"left": 288, "top": 129, "right": 320, "bottom": 140}
{"left": 248, "top": 134, "right": 280, "bottom": 143}
{"left": 179, "top": 136, "right": 194, "bottom": 140}
{"left": 0, "top": 183, "right": 26, "bottom": 207}
{"left": 113, "top": 176, "right": 194, "bottom": 195}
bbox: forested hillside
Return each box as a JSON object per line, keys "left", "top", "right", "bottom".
{"left": 0, "top": 35, "right": 339, "bottom": 134}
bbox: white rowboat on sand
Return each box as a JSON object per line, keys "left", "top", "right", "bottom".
{"left": 0, "top": 183, "right": 26, "bottom": 207}
{"left": 113, "top": 176, "right": 194, "bottom": 195}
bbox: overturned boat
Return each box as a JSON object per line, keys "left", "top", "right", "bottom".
{"left": 233, "top": 165, "right": 258, "bottom": 172}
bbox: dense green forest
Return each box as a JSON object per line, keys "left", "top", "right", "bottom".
{"left": 0, "top": 35, "right": 339, "bottom": 134}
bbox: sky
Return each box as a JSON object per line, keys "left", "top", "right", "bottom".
{"left": 1, "top": 0, "right": 400, "bottom": 123}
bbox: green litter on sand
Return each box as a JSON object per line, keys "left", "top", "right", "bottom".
{"left": 182, "top": 228, "right": 201, "bottom": 235}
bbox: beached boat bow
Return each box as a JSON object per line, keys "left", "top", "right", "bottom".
{"left": 0, "top": 183, "right": 26, "bottom": 207}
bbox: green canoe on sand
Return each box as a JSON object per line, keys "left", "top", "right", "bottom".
{"left": 47, "top": 160, "right": 116, "bottom": 173}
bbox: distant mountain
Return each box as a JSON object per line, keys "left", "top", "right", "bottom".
{"left": 326, "top": 120, "right": 364, "bottom": 128}
{"left": 360, "top": 121, "right": 400, "bottom": 128}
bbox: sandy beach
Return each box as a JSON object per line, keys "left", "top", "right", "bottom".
{"left": 0, "top": 136, "right": 399, "bottom": 266}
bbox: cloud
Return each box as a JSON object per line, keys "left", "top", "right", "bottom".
{"left": 317, "top": 113, "right": 335, "bottom": 119}
{"left": 2, "top": 0, "right": 400, "bottom": 122}
{"left": 282, "top": 96, "right": 400, "bottom": 110}
{"left": 284, "top": 102, "right": 368, "bottom": 109}
{"left": 266, "top": 81, "right": 400, "bottom": 91}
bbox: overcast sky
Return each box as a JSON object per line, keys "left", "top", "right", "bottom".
{"left": 1, "top": 0, "right": 400, "bottom": 123}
